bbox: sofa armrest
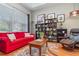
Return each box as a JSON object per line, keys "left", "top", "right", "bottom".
{"left": 0, "top": 37, "right": 11, "bottom": 53}
{"left": 0, "top": 37, "right": 10, "bottom": 46}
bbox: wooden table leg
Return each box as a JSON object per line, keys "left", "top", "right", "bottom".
{"left": 29, "top": 45, "right": 31, "bottom": 56}
{"left": 39, "top": 47, "right": 41, "bottom": 56}
{"left": 46, "top": 41, "right": 48, "bottom": 47}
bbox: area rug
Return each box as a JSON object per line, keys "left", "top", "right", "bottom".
{"left": 15, "top": 42, "right": 79, "bottom": 56}
{"left": 17, "top": 45, "right": 47, "bottom": 56}
{"left": 16, "top": 42, "right": 58, "bottom": 56}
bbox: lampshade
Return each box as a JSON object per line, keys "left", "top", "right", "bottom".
{"left": 70, "top": 10, "right": 79, "bottom": 16}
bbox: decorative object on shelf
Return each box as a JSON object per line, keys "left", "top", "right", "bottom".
{"left": 45, "top": 20, "right": 48, "bottom": 23}
{"left": 37, "top": 14, "right": 45, "bottom": 24}
{"left": 48, "top": 36, "right": 51, "bottom": 39}
{"left": 39, "top": 32, "right": 44, "bottom": 39}
{"left": 47, "top": 28, "right": 49, "bottom": 31}
{"left": 57, "top": 14, "right": 65, "bottom": 29}
{"left": 53, "top": 33, "right": 57, "bottom": 35}
{"left": 47, "top": 13, "right": 55, "bottom": 19}
{"left": 53, "top": 28, "right": 56, "bottom": 31}
{"left": 50, "top": 28, "right": 52, "bottom": 31}
{"left": 54, "top": 20, "right": 57, "bottom": 22}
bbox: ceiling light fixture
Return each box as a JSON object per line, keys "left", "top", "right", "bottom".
{"left": 70, "top": 10, "right": 79, "bottom": 16}
{"left": 70, "top": 4, "right": 79, "bottom": 17}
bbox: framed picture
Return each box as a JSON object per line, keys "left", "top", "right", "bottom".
{"left": 37, "top": 14, "right": 45, "bottom": 24}
{"left": 57, "top": 14, "right": 65, "bottom": 22}
{"left": 47, "top": 13, "right": 55, "bottom": 19}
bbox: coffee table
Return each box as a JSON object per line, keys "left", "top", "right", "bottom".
{"left": 29, "top": 39, "right": 48, "bottom": 56}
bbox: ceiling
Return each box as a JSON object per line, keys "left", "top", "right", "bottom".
{"left": 20, "top": 3, "right": 79, "bottom": 11}
{"left": 20, "top": 3, "right": 46, "bottom": 11}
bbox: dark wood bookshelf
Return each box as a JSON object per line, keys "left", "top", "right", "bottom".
{"left": 35, "top": 18, "right": 57, "bottom": 41}
{"left": 44, "top": 18, "right": 57, "bottom": 41}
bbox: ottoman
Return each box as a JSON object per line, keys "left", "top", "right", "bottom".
{"left": 60, "top": 39, "right": 76, "bottom": 49}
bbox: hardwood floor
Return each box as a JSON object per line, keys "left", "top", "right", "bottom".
{"left": 48, "top": 42, "right": 79, "bottom": 56}
{"left": 0, "top": 42, "right": 79, "bottom": 56}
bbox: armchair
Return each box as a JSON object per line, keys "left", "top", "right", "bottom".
{"left": 60, "top": 28, "right": 79, "bottom": 49}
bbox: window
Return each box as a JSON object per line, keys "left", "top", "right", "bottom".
{"left": 0, "top": 5, "right": 28, "bottom": 32}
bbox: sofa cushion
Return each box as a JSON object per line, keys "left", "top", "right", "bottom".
{"left": 70, "top": 34, "right": 79, "bottom": 42}
{"left": 7, "top": 34, "right": 16, "bottom": 42}
{"left": 14, "top": 32, "right": 25, "bottom": 39}
{"left": 11, "top": 38, "right": 29, "bottom": 45}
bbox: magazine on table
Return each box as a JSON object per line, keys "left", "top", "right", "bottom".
{"left": 35, "top": 39, "right": 43, "bottom": 42}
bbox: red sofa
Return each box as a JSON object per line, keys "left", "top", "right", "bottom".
{"left": 0, "top": 32, "right": 35, "bottom": 53}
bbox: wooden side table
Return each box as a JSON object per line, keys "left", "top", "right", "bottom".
{"left": 29, "top": 39, "right": 47, "bottom": 56}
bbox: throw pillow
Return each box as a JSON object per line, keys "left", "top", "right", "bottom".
{"left": 7, "top": 34, "right": 16, "bottom": 42}
{"left": 25, "top": 33, "right": 30, "bottom": 37}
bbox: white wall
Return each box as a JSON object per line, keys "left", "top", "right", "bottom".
{"left": 31, "top": 3, "right": 79, "bottom": 35}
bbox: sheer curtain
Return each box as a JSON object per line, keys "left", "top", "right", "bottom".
{"left": 0, "top": 5, "right": 28, "bottom": 32}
